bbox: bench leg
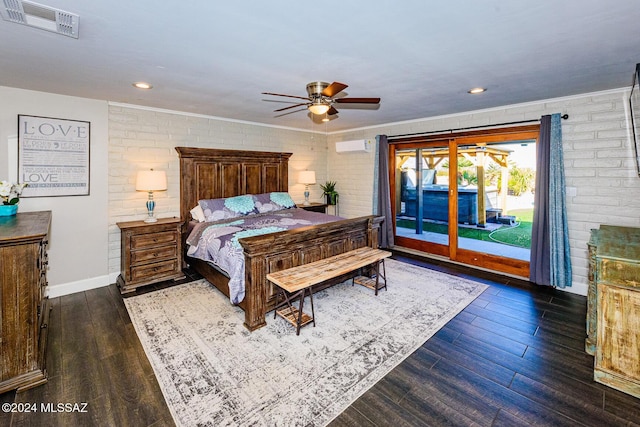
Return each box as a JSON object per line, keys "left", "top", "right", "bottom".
{"left": 374, "top": 259, "right": 388, "bottom": 296}
{"left": 274, "top": 287, "right": 295, "bottom": 319}
{"left": 308, "top": 285, "right": 316, "bottom": 328}
{"left": 296, "top": 290, "right": 304, "bottom": 335}
{"left": 295, "top": 286, "right": 316, "bottom": 335}
{"left": 274, "top": 286, "right": 316, "bottom": 336}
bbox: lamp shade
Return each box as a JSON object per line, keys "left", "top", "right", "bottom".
{"left": 136, "top": 170, "right": 167, "bottom": 191}
{"left": 308, "top": 103, "right": 330, "bottom": 115}
{"left": 299, "top": 170, "right": 316, "bottom": 185}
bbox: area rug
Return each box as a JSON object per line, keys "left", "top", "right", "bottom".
{"left": 124, "top": 259, "right": 488, "bottom": 427}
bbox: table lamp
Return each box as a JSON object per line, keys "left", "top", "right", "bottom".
{"left": 299, "top": 170, "right": 316, "bottom": 206}
{"left": 136, "top": 169, "right": 167, "bottom": 223}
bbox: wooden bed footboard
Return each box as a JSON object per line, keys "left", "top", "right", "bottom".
{"left": 239, "top": 215, "right": 383, "bottom": 330}
{"left": 176, "top": 146, "right": 383, "bottom": 331}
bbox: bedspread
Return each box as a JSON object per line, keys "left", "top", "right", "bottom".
{"left": 186, "top": 208, "right": 340, "bottom": 303}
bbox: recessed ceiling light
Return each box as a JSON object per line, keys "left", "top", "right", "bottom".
{"left": 468, "top": 87, "right": 486, "bottom": 94}
{"left": 133, "top": 82, "right": 153, "bottom": 89}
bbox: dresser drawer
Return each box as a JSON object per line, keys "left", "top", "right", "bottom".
{"left": 599, "top": 258, "right": 640, "bottom": 289}
{"left": 130, "top": 259, "right": 180, "bottom": 282}
{"left": 131, "top": 245, "right": 178, "bottom": 265}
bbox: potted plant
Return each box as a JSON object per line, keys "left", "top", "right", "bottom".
{"left": 0, "top": 180, "right": 28, "bottom": 216}
{"left": 320, "top": 181, "right": 339, "bottom": 205}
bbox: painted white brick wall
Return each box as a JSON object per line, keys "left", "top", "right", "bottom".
{"left": 328, "top": 89, "right": 640, "bottom": 295}
{"left": 108, "top": 105, "right": 328, "bottom": 275}
{"left": 107, "top": 89, "right": 638, "bottom": 294}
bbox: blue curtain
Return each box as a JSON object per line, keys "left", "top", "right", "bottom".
{"left": 530, "top": 114, "right": 572, "bottom": 288}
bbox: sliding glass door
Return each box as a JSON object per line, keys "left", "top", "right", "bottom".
{"left": 394, "top": 142, "right": 451, "bottom": 257}
{"left": 390, "top": 126, "right": 540, "bottom": 277}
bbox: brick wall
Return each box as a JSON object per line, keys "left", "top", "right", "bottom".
{"left": 107, "top": 104, "right": 328, "bottom": 275}
{"left": 107, "top": 90, "right": 639, "bottom": 293}
{"left": 328, "top": 89, "right": 639, "bottom": 294}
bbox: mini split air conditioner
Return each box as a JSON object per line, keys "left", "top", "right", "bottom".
{"left": 335, "top": 139, "right": 373, "bottom": 153}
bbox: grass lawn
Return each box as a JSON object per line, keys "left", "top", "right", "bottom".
{"left": 397, "top": 208, "right": 534, "bottom": 249}
{"left": 490, "top": 209, "right": 533, "bottom": 248}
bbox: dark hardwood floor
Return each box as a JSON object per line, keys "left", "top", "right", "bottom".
{"left": 2, "top": 255, "right": 639, "bottom": 426}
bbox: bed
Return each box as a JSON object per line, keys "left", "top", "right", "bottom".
{"left": 176, "top": 147, "right": 383, "bottom": 331}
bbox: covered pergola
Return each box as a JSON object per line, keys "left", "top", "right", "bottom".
{"left": 396, "top": 144, "right": 512, "bottom": 227}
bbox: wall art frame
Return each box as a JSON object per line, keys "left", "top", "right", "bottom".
{"left": 18, "top": 115, "right": 90, "bottom": 197}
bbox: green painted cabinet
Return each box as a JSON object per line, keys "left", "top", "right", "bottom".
{"left": 586, "top": 225, "right": 640, "bottom": 398}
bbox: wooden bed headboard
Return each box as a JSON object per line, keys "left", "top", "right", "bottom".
{"left": 175, "top": 147, "right": 292, "bottom": 224}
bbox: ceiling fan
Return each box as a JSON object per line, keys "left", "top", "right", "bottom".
{"left": 262, "top": 81, "right": 380, "bottom": 118}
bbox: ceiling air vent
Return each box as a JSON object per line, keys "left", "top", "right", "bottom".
{"left": 0, "top": 0, "right": 79, "bottom": 38}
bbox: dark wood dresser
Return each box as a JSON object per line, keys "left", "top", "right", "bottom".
{"left": 586, "top": 224, "right": 640, "bottom": 398}
{"left": 116, "top": 217, "right": 184, "bottom": 295}
{"left": 0, "top": 211, "right": 51, "bottom": 393}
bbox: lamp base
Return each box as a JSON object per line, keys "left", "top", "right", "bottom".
{"left": 303, "top": 188, "right": 310, "bottom": 205}
{"left": 145, "top": 196, "right": 157, "bottom": 223}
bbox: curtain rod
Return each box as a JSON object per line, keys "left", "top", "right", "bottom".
{"left": 387, "top": 114, "right": 569, "bottom": 140}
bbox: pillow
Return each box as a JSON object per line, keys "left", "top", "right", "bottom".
{"left": 190, "top": 205, "right": 206, "bottom": 222}
{"left": 253, "top": 192, "right": 297, "bottom": 213}
{"left": 199, "top": 195, "right": 258, "bottom": 221}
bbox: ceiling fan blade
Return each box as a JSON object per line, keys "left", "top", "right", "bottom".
{"left": 262, "top": 92, "right": 310, "bottom": 101}
{"left": 274, "top": 103, "right": 308, "bottom": 112}
{"left": 327, "top": 106, "right": 339, "bottom": 115}
{"left": 275, "top": 108, "right": 308, "bottom": 117}
{"left": 263, "top": 99, "right": 306, "bottom": 104}
{"left": 322, "top": 82, "right": 348, "bottom": 97}
{"left": 335, "top": 97, "right": 380, "bottom": 104}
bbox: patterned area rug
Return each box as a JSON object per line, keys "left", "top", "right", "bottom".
{"left": 124, "top": 259, "right": 488, "bottom": 426}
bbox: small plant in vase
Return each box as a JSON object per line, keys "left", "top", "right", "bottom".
{"left": 320, "top": 181, "right": 339, "bottom": 205}
{"left": 0, "top": 180, "right": 28, "bottom": 216}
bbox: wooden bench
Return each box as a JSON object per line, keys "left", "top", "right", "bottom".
{"left": 266, "top": 247, "right": 392, "bottom": 334}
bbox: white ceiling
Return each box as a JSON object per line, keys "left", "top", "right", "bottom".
{"left": 1, "top": 1, "right": 639, "bottom": 133}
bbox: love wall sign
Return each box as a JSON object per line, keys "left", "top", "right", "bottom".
{"left": 18, "top": 115, "right": 90, "bottom": 197}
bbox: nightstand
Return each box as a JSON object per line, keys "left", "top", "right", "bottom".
{"left": 116, "top": 217, "right": 185, "bottom": 295}
{"left": 299, "top": 202, "right": 328, "bottom": 213}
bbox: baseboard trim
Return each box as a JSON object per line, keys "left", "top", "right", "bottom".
{"left": 47, "top": 273, "right": 115, "bottom": 298}
{"left": 558, "top": 281, "right": 588, "bottom": 296}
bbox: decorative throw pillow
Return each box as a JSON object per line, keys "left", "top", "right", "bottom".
{"left": 254, "top": 192, "right": 297, "bottom": 213}
{"left": 224, "top": 195, "right": 256, "bottom": 214}
{"left": 199, "top": 195, "right": 258, "bottom": 221}
{"left": 190, "top": 205, "right": 206, "bottom": 222}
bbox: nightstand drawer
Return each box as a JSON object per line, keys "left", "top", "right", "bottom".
{"left": 300, "top": 203, "right": 328, "bottom": 213}
{"left": 131, "top": 245, "right": 178, "bottom": 265}
{"left": 130, "top": 259, "right": 180, "bottom": 282}
{"left": 131, "top": 230, "right": 177, "bottom": 249}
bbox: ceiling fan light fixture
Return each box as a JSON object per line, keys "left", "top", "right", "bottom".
{"left": 308, "top": 102, "right": 330, "bottom": 115}
{"left": 263, "top": 81, "right": 380, "bottom": 120}
{"left": 133, "top": 82, "right": 153, "bottom": 89}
